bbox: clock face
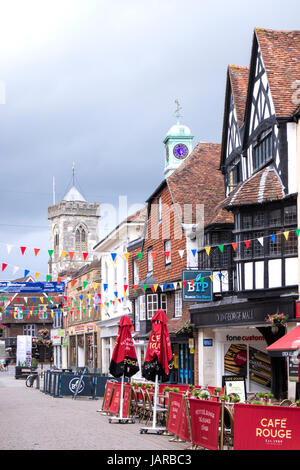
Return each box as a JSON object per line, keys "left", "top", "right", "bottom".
{"left": 173, "top": 143, "right": 189, "bottom": 159}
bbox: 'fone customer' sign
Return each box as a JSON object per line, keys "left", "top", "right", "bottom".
{"left": 182, "top": 270, "right": 213, "bottom": 302}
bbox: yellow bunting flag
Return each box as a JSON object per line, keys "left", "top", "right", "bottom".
{"left": 62, "top": 251, "right": 67, "bottom": 260}
{"left": 283, "top": 231, "right": 289, "bottom": 240}
{"left": 124, "top": 253, "right": 130, "bottom": 262}
{"left": 93, "top": 282, "right": 99, "bottom": 290}
{"left": 205, "top": 246, "right": 211, "bottom": 256}
{"left": 40, "top": 297, "right": 44, "bottom": 303}
{"left": 35, "top": 272, "right": 40, "bottom": 280}
{"left": 153, "top": 284, "right": 158, "bottom": 292}
{"left": 210, "top": 275, "right": 213, "bottom": 281}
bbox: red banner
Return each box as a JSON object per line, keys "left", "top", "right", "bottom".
{"left": 188, "top": 398, "right": 221, "bottom": 450}
{"left": 108, "top": 382, "right": 121, "bottom": 415}
{"left": 102, "top": 381, "right": 114, "bottom": 411}
{"left": 122, "top": 383, "right": 131, "bottom": 417}
{"left": 177, "top": 397, "right": 191, "bottom": 442}
{"left": 234, "top": 403, "right": 300, "bottom": 450}
{"left": 167, "top": 392, "right": 184, "bottom": 435}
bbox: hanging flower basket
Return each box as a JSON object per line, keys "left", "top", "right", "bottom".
{"left": 265, "top": 313, "right": 288, "bottom": 328}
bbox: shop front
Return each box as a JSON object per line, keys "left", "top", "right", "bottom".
{"left": 190, "top": 296, "right": 296, "bottom": 398}
{"left": 68, "top": 322, "right": 99, "bottom": 370}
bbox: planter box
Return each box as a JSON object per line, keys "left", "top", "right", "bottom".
{"left": 15, "top": 366, "right": 37, "bottom": 379}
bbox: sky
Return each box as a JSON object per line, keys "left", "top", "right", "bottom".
{"left": 0, "top": 0, "right": 299, "bottom": 280}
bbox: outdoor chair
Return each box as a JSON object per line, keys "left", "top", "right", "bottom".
{"left": 144, "top": 390, "right": 168, "bottom": 427}
{"left": 279, "top": 399, "right": 293, "bottom": 406}
{"left": 222, "top": 405, "right": 234, "bottom": 449}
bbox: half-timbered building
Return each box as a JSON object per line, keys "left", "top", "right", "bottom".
{"left": 191, "top": 28, "right": 300, "bottom": 400}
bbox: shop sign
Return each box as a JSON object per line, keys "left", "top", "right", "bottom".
{"left": 57, "top": 329, "right": 65, "bottom": 337}
{"left": 74, "top": 325, "right": 85, "bottom": 333}
{"left": 86, "top": 323, "right": 95, "bottom": 332}
{"left": 182, "top": 270, "right": 213, "bottom": 302}
{"left": 203, "top": 338, "right": 213, "bottom": 347}
{"left": 0, "top": 281, "right": 64, "bottom": 293}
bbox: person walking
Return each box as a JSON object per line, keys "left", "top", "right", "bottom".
{"left": 4, "top": 358, "right": 9, "bottom": 371}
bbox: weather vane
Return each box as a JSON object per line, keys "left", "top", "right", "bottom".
{"left": 174, "top": 99, "right": 182, "bottom": 123}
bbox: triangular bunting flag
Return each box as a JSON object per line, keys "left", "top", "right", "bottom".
{"left": 178, "top": 249, "right": 185, "bottom": 258}
{"left": 2, "top": 263, "right": 7, "bottom": 272}
{"left": 191, "top": 249, "right": 197, "bottom": 257}
{"left": 244, "top": 240, "right": 251, "bottom": 249}
{"left": 82, "top": 252, "right": 88, "bottom": 261}
{"left": 205, "top": 246, "right": 211, "bottom": 256}
{"left": 103, "top": 284, "right": 108, "bottom": 291}
{"left": 24, "top": 269, "right": 30, "bottom": 277}
{"left": 93, "top": 282, "right": 99, "bottom": 290}
{"left": 34, "top": 248, "right": 40, "bottom": 256}
{"left": 20, "top": 246, "right": 26, "bottom": 255}
{"left": 46, "top": 275, "right": 51, "bottom": 282}
{"left": 218, "top": 244, "right": 224, "bottom": 253}
{"left": 164, "top": 251, "right": 170, "bottom": 260}
{"left": 124, "top": 253, "right": 130, "bottom": 262}
{"left": 111, "top": 253, "right": 117, "bottom": 262}
{"left": 142, "top": 284, "right": 148, "bottom": 293}
{"left": 151, "top": 252, "right": 157, "bottom": 261}
{"left": 35, "top": 273, "right": 40, "bottom": 280}
{"left": 61, "top": 251, "right": 67, "bottom": 260}
{"left": 83, "top": 281, "right": 88, "bottom": 289}
{"left": 270, "top": 234, "right": 276, "bottom": 244}
{"left": 296, "top": 229, "right": 300, "bottom": 237}
{"left": 57, "top": 277, "right": 62, "bottom": 284}
{"left": 6, "top": 244, "right": 13, "bottom": 254}
{"left": 69, "top": 251, "right": 75, "bottom": 260}
{"left": 138, "top": 252, "right": 143, "bottom": 261}
{"left": 48, "top": 250, "right": 54, "bottom": 258}
{"left": 257, "top": 237, "right": 264, "bottom": 246}
{"left": 283, "top": 231, "right": 289, "bottom": 240}
{"left": 232, "top": 242, "right": 237, "bottom": 251}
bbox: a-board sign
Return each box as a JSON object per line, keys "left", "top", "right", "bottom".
{"left": 222, "top": 375, "right": 247, "bottom": 402}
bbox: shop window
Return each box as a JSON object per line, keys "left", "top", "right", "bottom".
{"left": 174, "top": 290, "right": 182, "bottom": 318}
{"left": 284, "top": 205, "right": 297, "bottom": 226}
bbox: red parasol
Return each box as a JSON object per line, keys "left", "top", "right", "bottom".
{"left": 142, "top": 309, "right": 174, "bottom": 382}
{"left": 109, "top": 315, "right": 139, "bottom": 378}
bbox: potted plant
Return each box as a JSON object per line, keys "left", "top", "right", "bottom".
{"left": 191, "top": 388, "right": 201, "bottom": 398}
{"left": 231, "top": 396, "right": 240, "bottom": 403}
{"left": 220, "top": 394, "right": 229, "bottom": 402}
{"left": 199, "top": 391, "right": 210, "bottom": 400}
{"left": 172, "top": 387, "right": 180, "bottom": 393}
{"left": 214, "top": 387, "right": 221, "bottom": 397}
{"left": 267, "top": 392, "right": 274, "bottom": 403}
{"left": 252, "top": 400, "right": 262, "bottom": 405}
{"left": 257, "top": 392, "right": 266, "bottom": 403}
{"left": 163, "top": 386, "right": 171, "bottom": 396}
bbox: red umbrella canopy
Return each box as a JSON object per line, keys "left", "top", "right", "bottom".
{"left": 109, "top": 315, "right": 139, "bottom": 378}
{"left": 142, "top": 309, "right": 174, "bottom": 382}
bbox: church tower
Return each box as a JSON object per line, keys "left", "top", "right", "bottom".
{"left": 164, "top": 100, "right": 194, "bottom": 178}
{"left": 48, "top": 167, "right": 100, "bottom": 278}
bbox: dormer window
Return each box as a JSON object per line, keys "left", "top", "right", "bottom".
{"left": 253, "top": 130, "right": 272, "bottom": 171}
{"left": 228, "top": 160, "right": 241, "bottom": 193}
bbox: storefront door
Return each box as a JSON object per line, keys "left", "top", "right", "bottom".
{"left": 178, "top": 344, "right": 194, "bottom": 384}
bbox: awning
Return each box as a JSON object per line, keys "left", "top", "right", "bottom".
{"left": 266, "top": 325, "right": 300, "bottom": 357}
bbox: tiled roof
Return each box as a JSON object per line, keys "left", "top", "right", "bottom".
{"left": 205, "top": 200, "right": 234, "bottom": 227}
{"left": 167, "top": 142, "right": 227, "bottom": 227}
{"left": 228, "top": 65, "right": 249, "bottom": 126}
{"left": 255, "top": 28, "right": 300, "bottom": 117}
{"left": 222, "top": 164, "right": 285, "bottom": 208}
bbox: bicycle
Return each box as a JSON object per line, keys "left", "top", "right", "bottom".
{"left": 25, "top": 371, "right": 40, "bottom": 389}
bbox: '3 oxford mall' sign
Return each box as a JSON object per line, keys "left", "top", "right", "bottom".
{"left": 182, "top": 270, "right": 213, "bottom": 302}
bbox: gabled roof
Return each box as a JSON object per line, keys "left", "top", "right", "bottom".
{"left": 255, "top": 27, "right": 300, "bottom": 118}
{"left": 167, "top": 142, "right": 225, "bottom": 227}
{"left": 228, "top": 65, "right": 249, "bottom": 127}
{"left": 220, "top": 65, "right": 249, "bottom": 171}
{"left": 221, "top": 164, "right": 285, "bottom": 208}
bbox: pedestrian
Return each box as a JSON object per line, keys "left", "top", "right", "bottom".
{"left": 5, "top": 358, "right": 9, "bottom": 371}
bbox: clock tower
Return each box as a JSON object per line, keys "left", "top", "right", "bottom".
{"left": 164, "top": 101, "right": 194, "bottom": 178}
